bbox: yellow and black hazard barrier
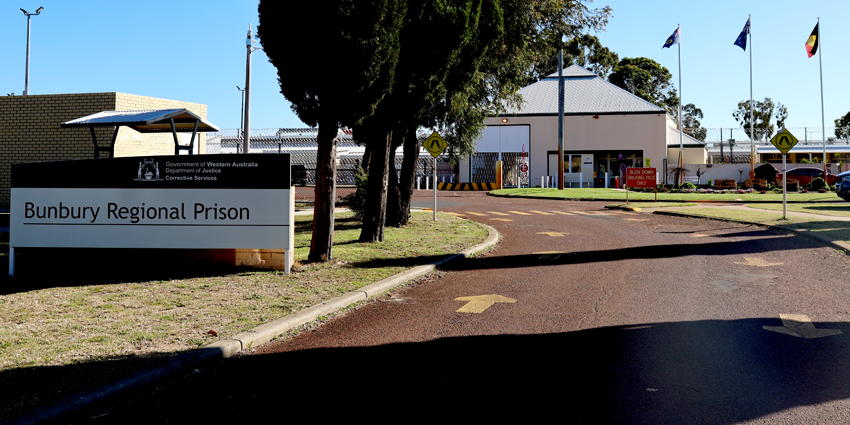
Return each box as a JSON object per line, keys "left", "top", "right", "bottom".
{"left": 437, "top": 182, "right": 500, "bottom": 191}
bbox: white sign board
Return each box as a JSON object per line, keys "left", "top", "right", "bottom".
{"left": 9, "top": 154, "right": 294, "bottom": 275}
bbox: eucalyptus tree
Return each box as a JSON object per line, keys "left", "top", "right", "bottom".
{"left": 732, "top": 98, "right": 788, "bottom": 141}
{"left": 609, "top": 57, "right": 678, "bottom": 114}
{"left": 257, "top": 0, "right": 405, "bottom": 261}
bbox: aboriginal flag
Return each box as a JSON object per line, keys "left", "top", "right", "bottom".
{"left": 805, "top": 22, "right": 819, "bottom": 57}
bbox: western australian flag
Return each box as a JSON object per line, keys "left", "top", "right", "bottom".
{"left": 662, "top": 27, "right": 680, "bottom": 48}
{"left": 734, "top": 18, "right": 750, "bottom": 50}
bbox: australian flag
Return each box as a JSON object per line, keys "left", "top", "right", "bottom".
{"left": 662, "top": 27, "right": 680, "bottom": 49}
{"left": 734, "top": 18, "right": 750, "bottom": 51}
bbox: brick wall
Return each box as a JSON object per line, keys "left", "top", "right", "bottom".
{"left": 0, "top": 92, "right": 209, "bottom": 208}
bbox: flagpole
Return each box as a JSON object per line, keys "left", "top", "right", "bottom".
{"left": 749, "top": 14, "right": 755, "bottom": 179}
{"left": 818, "top": 17, "right": 826, "bottom": 176}
{"left": 678, "top": 24, "right": 683, "bottom": 185}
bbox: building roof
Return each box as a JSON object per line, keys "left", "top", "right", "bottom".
{"left": 61, "top": 109, "right": 219, "bottom": 133}
{"left": 503, "top": 65, "right": 666, "bottom": 116}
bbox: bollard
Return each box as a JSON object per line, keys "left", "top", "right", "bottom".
{"left": 416, "top": 176, "right": 421, "bottom": 190}
{"left": 541, "top": 176, "right": 545, "bottom": 188}
{"left": 425, "top": 176, "right": 429, "bottom": 190}
{"left": 579, "top": 173, "right": 583, "bottom": 188}
{"left": 605, "top": 173, "right": 609, "bottom": 188}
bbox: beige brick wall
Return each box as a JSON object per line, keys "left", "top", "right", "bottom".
{"left": 113, "top": 93, "right": 208, "bottom": 158}
{"left": 0, "top": 92, "right": 209, "bottom": 208}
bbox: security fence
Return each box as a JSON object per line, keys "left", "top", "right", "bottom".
{"left": 205, "top": 129, "right": 452, "bottom": 204}
{"left": 703, "top": 126, "right": 850, "bottom": 145}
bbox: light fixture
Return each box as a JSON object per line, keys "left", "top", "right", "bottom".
{"left": 501, "top": 118, "right": 508, "bottom": 123}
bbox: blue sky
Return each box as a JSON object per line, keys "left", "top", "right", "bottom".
{"left": 1, "top": 1, "right": 847, "bottom": 136}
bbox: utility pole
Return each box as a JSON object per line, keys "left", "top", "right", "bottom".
{"left": 243, "top": 24, "right": 259, "bottom": 154}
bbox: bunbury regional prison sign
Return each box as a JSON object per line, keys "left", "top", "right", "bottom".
{"left": 9, "top": 153, "right": 294, "bottom": 276}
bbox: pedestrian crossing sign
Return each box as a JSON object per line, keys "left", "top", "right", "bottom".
{"left": 770, "top": 128, "right": 799, "bottom": 155}
{"left": 424, "top": 131, "right": 448, "bottom": 158}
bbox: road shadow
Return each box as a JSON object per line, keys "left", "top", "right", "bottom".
{"left": 353, "top": 231, "right": 825, "bottom": 273}
{"left": 0, "top": 248, "right": 265, "bottom": 295}
{"left": 32, "top": 317, "right": 850, "bottom": 424}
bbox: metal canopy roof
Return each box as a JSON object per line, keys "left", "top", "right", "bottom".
{"left": 61, "top": 109, "right": 219, "bottom": 133}
{"left": 61, "top": 109, "right": 219, "bottom": 158}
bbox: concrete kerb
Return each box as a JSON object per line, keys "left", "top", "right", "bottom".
{"left": 650, "top": 209, "right": 850, "bottom": 255}
{"left": 10, "top": 221, "right": 500, "bottom": 425}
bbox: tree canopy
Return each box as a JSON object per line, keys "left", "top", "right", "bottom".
{"left": 528, "top": 34, "right": 619, "bottom": 82}
{"left": 732, "top": 98, "right": 788, "bottom": 141}
{"left": 609, "top": 57, "right": 678, "bottom": 114}
{"left": 835, "top": 111, "right": 850, "bottom": 140}
{"left": 439, "top": 0, "right": 612, "bottom": 162}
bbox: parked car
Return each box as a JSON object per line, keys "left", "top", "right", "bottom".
{"left": 836, "top": 170, "right": 850, "bottom": 201}
{"left": 775, "top": 167, "right": 837, "bottom": 186}
{"left": 291, "top": 164, "right": 309, "bottom": 186}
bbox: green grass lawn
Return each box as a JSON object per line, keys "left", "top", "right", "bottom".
{"left": 656, "top": 207, "right": 850, "bottom": 246}
{"left": 745, "top": 203, "right": 850, "bottom": 218}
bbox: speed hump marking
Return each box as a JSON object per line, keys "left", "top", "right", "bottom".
{"left": 770, "top": 128, "right": 799, "bottom": 155}
{"left": 424, "top": 131, "right": 448, "bottom": 158}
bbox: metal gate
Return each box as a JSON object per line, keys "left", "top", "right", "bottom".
{"left": 470, "top": 152, "right": 528, "bottom": 187}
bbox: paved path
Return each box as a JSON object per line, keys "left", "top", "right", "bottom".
{"left": 67, "top": 192, "right": 850, "bottom": 424}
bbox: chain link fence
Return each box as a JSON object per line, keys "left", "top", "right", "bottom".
{"left": 703, "top": 127, "right": 850, "bottom": 145}
{"left": 205, "top": 129, "right": 451, "bottom": 204}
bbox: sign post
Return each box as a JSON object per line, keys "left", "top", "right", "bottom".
{"left": 770, "top": 128, "right": 799, "bottom": 219}
{"left": 424, "top": 131, "right": 448, "bottom": 221}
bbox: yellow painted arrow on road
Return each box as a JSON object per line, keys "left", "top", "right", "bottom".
{"left": 536, "top": 231, "right": 567, "bottom": 237}
{"left": 735, "top": 257, "right": 783, "bottom": 267}
{"left": 763, "top": 314, "right": 842, "bottom": 339}
{"left": 454, "top": 294, "right": 517, "bottom": 313}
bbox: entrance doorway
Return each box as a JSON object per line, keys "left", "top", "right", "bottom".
{"left": 594, "top": 152, "right": 643, "bottom": 188}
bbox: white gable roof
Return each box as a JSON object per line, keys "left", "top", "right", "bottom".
{"left": 505, "top": 65, "right": 666, "bottom": 115}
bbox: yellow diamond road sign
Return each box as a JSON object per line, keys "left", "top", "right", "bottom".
{"left": 424, "top": 131, "right": 447, "bottom": 158}
{"left": 770, "top": 128, "right": 799, "bottom": 155}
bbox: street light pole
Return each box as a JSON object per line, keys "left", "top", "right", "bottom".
{"left": 21, "top": 7, "right": 43, "bottom": 96}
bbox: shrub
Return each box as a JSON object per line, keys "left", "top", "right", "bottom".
{"left": 811, "top": 177, "right": 830, "bottom": 190}
{"left": 680, "top": 182, "right": 696, "bottom": 189}
{"left": 707, "top": 178, "right": 713, "bottom": 187}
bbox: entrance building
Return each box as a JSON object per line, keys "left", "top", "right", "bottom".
{"left": 461, "top": 65, "right": 705, "bottom": 187}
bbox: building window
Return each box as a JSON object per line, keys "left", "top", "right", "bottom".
{"left": 564, "top": 154, "right": 582, "bottom": 173}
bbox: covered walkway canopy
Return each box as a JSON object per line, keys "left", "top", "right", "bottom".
{"left": 61, "top": 109, "right": 220, "bottom": 157}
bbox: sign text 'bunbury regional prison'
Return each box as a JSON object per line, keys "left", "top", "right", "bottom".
{"left": 9, "top": 154, "right": 294, "bottom": 276}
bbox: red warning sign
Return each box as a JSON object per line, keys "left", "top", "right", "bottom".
{"left": 625, "top": 168, "right": 657, "bottom": 188}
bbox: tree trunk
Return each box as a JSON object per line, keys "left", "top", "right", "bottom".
{"left": 309, "top": 119, "right": 338, "bottom": 262}
{"left": 360, "top": 140, "right": 373, "bottom": 173}
{"left": 385, "top": 128, "right": 404, "bottom": 227}
{"left": 389, "top": 126, "right": 417, "bottom": 227}
{"left": 359, "top": 129, "right": 392, "bottom": 242}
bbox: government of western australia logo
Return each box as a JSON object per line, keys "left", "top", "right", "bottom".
{"left": 135, "top": 158, "right": 162, "bottom": 181}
